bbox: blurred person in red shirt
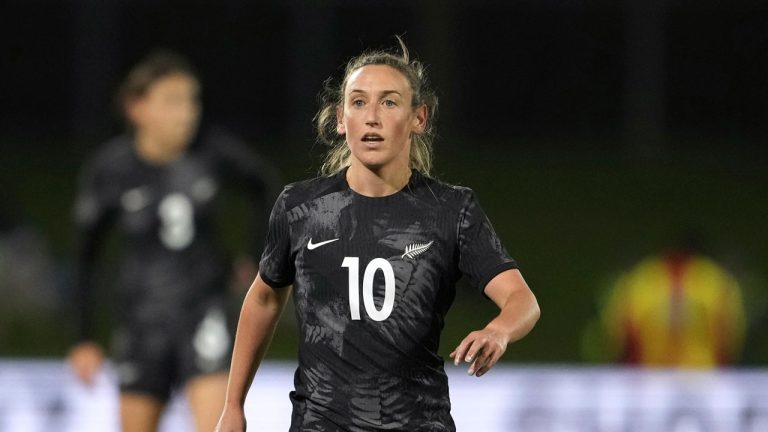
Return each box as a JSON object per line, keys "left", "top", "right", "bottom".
{"left": 591, "top": 234, "right": 745, "bottom": 367}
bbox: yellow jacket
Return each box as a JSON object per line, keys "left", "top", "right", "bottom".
{"left": 602, "top": 252, "right": 745, "bottom": 367}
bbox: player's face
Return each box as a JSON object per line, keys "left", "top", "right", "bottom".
{"left": 337, "top": 65, "right": 426, "bottom": 172}
{"left": 128, "top": 72, "right": 201, "bottom": 155}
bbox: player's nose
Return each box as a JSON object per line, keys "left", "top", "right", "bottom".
{"left": 364, "top": 105, "right": 381, "bottom": 127}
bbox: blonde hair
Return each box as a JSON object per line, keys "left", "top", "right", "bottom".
{"left": 315, "top": 37, "right": 439, "bottom": 176}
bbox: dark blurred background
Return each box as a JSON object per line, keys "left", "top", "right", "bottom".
{"left": 1, "top": 0, "right": 766, "bottom": 364}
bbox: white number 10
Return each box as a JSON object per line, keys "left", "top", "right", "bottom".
{"left": 341, "top": 257, "right": 395, "bottom": 321}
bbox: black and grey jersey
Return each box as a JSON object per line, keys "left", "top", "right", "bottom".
{"left": 73, "top": 129, "right": 279, "bottom": 338}
{"left": 260, "top": 168, "right": 517, "bottom": 431}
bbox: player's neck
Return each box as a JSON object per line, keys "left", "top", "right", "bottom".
{"left": 346, "top": 162, "right": 411, "bottom": 198}
{"left": 134, "top": 132, "right": 185, "bottom": 164}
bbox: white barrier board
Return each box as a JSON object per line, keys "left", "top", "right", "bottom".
{"left": 1, "top": 360, "right": 768, "bottom": 431}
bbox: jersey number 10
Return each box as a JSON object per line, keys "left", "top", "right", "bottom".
{"left": 341, "top": 257, "right": 395, "bottom": 321}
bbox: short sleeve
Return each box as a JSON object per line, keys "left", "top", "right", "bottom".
{"left": 457, "top": 189, "right": 518, "bottom": 293}
{"left": 258, "top": 188, "right": 294, "bottom": 288}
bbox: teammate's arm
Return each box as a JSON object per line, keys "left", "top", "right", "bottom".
{"left": 216, "top": 134, "right": 282, "bottom": 256}
{"left": 69, "top": 244, "right": 112, "bottom": 384}
{"left": 215, "top": 273, "right": 292, "bottom": 432}
{"left": 68, "top": 220, "right": 111, "bottom": 385}
{"left": 450, "top": 269, "right": 539, "bottom": 377}
{"left": 68, "top": 162, "right": 115, "bottom": 386}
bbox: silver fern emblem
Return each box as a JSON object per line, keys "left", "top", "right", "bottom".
{"left": 401, "top": 240, "right": 434, "bottom": 259}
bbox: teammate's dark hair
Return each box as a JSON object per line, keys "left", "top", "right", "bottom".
{"left": 116, "top": 50, "right": 200, "bottom": 127}
{"left": 315, "top": 36, "right": 438, "bottom": 176}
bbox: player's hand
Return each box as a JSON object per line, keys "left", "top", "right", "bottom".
{"left": 449, "top": 325, "right": 508, "bottom": 377}
{"left": 214, "top": 405, "right": 247, "bottom": 432}
{"left": 67, "top": 341, "right": 105, "bottom": 386}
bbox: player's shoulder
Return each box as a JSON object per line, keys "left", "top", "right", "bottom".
{"left": 278, "top": 172, "right": 347, "bottom": 211}
{"left": 195, "top": 126, "right": 246, "bottom": 152}
{"left": 194, "top": 126, "right": 270, "bottom": 166}
{"left": 411, "top": 172, "right": 477, "bottom": 206}
{"left": 83, "top": 135, "right": 135, "bottom": 175}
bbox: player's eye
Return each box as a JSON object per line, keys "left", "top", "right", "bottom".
{"left": 383, "top": 99, "right": 397, "bottom": 108}
{"left": 352, "top": 99, "right": 365, "bottom": 107}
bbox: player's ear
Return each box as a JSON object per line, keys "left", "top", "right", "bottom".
{"left": 124, "top": 96, "right": 145, "bottom": 127}
{"left": 336, "top": 105, "right": 346, "bottom": 135}
{"left": 411, "top": 104, "right": 427, "bottom": 134}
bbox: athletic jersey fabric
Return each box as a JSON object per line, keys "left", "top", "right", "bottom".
{"left": 601, "top": 251, "right": 745, "bottom": 367}
{"left": 260, "top": 168, "right": 517, "bottom": 431}
{"left": 73, "top": 129, "right": 278, "bottom": 339}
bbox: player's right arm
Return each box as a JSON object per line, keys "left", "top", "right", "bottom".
{"left": 216, "top": 274, "right": 292, "bottom": 432}
{"left": 68, "top": 151, "right": 117, "bottom": 385}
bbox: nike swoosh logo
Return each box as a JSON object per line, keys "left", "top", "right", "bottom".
{"left": 307, "top": 238, "right": 340, "bottom": 250}
{"left": 120, "top": 187, "right": 152, "bottom": 212}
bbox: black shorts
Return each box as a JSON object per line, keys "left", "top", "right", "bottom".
{"left": 111, "top": 298, "right": 233, "bottom": 401}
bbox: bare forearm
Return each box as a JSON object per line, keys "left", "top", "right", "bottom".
{"left": 485, "top": 288, "right": 540, "bottom": 345}
{"left": 224, "top": 277, "right": 290, "bottom": 408}
{"left": 451, "top": 270, "right": 539, "bottom": 376}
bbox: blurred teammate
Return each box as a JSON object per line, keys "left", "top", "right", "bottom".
{"left": 598, "top": 238, "right": 746, "bottom": 367}
{"left": 215, "top": 38, "right": 540, "bottom": 431}
{"left": 67, "top": 50, "right": 279, "bottom": 432}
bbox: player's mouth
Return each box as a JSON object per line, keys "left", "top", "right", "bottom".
{"left": 361, "top": 133, "right": 384, "bottom": 143}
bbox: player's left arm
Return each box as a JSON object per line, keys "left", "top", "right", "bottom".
{"left": 215, "top": 133, "right": 282, "bottom": 286}
{"left": 450, "top": 269, "right": 540, "bottom": 376}
{"left": 226, "top": 140, "right": 280, "bottom": 242}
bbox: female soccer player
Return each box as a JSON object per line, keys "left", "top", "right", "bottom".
{"left": 216, "top": 38, "right": 540, "bottom": 432}
{"left": 67, "top": 51, "right": 279, "bottom": 432}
